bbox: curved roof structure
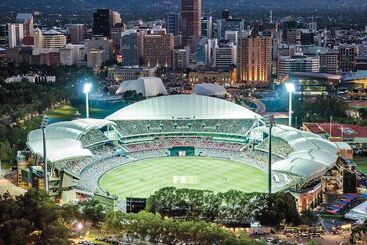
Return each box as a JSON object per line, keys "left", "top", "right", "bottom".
{"left": 106, "top": 94, "right": 262, "bottom": 121}
{"left": 192, "top": 83, "right": 228, "bottom": 97}
{"left": 341, "top": 71, "right": 367, "bottom": 82}
{"left": 27, "top": 119, "right": 115, "bottom": 162}
{"left": 116, "top": 77, "right": 167, "bottom": 97}
{"left": 252, "top": 124, "right": 338, "bottom": 180}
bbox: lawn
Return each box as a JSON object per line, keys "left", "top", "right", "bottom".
{"left": 99, "top": 157, "right": 267, "bottom": 200}
{"left": 47, "top": 104, "right": 77, "bottom": 121}
{"left": 354, "top": 156, "right": 367, "bottom": 174}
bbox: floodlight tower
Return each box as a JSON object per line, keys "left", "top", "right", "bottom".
{"left": 266, "top": 115, "right": 276, "bottom": 194}
{"left": 41, "top": 115, "right": 49, "bottom": 192}
{"left": 285, "top": 82, "right": 296, "bottom": 127}
{"left": 83, "top": 83, "right": 92, "bottom": 118}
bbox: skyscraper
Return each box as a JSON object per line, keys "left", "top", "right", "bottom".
{"left": 181, "top": 0, "right": 201, "bottom": 43}
{"left": 93, "top": 9, "right": 113, "bottom": 37}
{"left": 143, "top": 29, "right": 174, "bottom": 68}
{"left": 16, "top": 13, "right": 34, "bottom": 37}
{"left": 112, "top": 11, "right": 122, "bottom": 26}
{"left": 238, "top": 35, "right": 272, "bottom": 87}
{"left": 0, "top": 24, "right": 8, "bottom": 48}
{"left": 201, "top": 16, "right": 212, "bottom": 39}
{"left": 70, "top": 24, "right": 85, "bottom": 44}
{"left": 120, "top": 30, "right": 139, "bottom": 66}
{"left": 166, "top": 12, "right": 180, "bottom": 36}
{"left": 339, "top": 44, "right": 358, "bottom": 73}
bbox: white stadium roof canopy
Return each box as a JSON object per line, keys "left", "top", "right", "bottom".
{"left": 252, "top": 124, "right": 338, "bottom": 180}
{"left": 27, "top": 119, "right": 115, "bottom": 162}
{"left": 106, "top": 94, "right": 262, "bottom": 121}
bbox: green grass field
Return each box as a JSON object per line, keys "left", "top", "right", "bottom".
{"left": 99, "top": 157, "right": 267, "bottom": 200}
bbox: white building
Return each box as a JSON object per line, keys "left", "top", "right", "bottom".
{"left": 224, "top": 30, "right": 239, "bottom": 44}
{"left": 5, "top": 75, "right": 56, "bottom": 83}
{"left": 108, "top": 66, "right": 156, "bottom": 81}
{"left": 8, "top": 23, "right": 24, "bottom": 48}
{"left": 60, "top": 43, "right": 86, "bottom": 65}
{"left": 278, "top": 55, "right": 320, "bottom": 77}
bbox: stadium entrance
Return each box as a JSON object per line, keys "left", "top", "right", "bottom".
{"left": 169, "top": 146, "right": 195, "bottom": 157}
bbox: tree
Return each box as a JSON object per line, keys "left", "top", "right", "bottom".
{"left": 0, "top": 218, "right": 32, "bottom": 244}
{"left": 0, "top": 189, "right": 71, "bottom": 244}
{"left": 79, "top": 199, "right": 106, "bottom": 226}
{"left": 301, "top": 210, "right": 319, "bottom": 226}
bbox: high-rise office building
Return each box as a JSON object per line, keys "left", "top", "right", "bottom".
{"left": 112, "top": 11, "right": 122, "bottom": 26}
{"left": 33, "top": 28, "right": 43, "bottom": 48}
{"left": 0, "top": 24, "right": 8, "bottom": 48}
{"left": 93, "top": 9, "right": 113, "bottom": 37}
{"left": 237, "top": 35, "right": 273, "bottom": 87}
{"left": 339, "top": 44, "right": 358, "bottom": 73}
{"left": 111, "top": 23, "right": 126, "bottom": 50}
{"left": 174, "top": 48, "right": 190, "bottom": 70}
{"left": 214, "top": 42, "right": 237, "bottom": 70}
{"left": 70, "top": 24, "right": 85, "bottom": 44}
{"left": 166, "top": 12, "right": 180, "bottom": 36}
{"left": 7, "top": 23, "right": 24, "bottom": 48}
{"left": 201, "top": 16, "right": 213, "bottom": 39}
{"left": 120, "top": 30, "right": 139, "bottom": 66}
{"left": 222, "top": 10, "right": 230, "bottom": 20}
{"left": 42, "top": 30, "right": 67, "bottom": 48}
{"left": 181, "top": 0, "right": 201, "bottom": 43}
{"left": 277, "top": 55, "right": 320, "bottom": 77}
{"left": 224, "top": 30, "right": 238, "bottom": 44}
{"left": 143, "top": 30, "right": 174, "bottom": 67}
{"left": 319, "top": 51, "right": 339, "bottom": 74}
{"left": 16, "top": 13, "right": 34, "bottom": 37}
{"left": 217, "top": 18, "right": 244, "bottom": 39}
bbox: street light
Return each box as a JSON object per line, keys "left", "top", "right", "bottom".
{"left": 41, "top": 115, "right": 49, "bottom": 193}
{"left": 83, "top": 83, "right": 92, "bottom": 118}
{"left": 285, "top": 82, "right": 296, "bottom": 127}
{"left": 266, "top": 115, "right": 276, "bottom": 194}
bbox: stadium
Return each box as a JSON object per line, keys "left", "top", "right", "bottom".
{"left": 21, "top": 94, "right": 340, "bottom": 211}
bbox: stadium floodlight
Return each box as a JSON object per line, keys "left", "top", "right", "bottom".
{"left": 285, "top": 82, "right": 296, "bottom": 127}
{"left": 83, "top": 83, "right": 92, "bottom": 118}
{"left": 41, "top": 115, "right": 49, "bottom": 193}
{"left": 265, "top": 115, "right": 276, "bottom": 194}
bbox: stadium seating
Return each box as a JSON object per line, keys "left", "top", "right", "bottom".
{"left": 255, "top": 136, "right": 294, "bottom": 157}
{"left": 80, "top": 129, "right": 110, "bottom": 147}
{"left": 123, "top": 137, "right": 244, "bottom": 152}
{"left": 115, "top": 119, "right": 255, "bottom": 137}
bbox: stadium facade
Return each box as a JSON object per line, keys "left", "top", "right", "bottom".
{"left": 19, "top": 94, "right": 347, "bottom": 211}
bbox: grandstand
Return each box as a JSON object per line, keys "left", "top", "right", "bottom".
{"left": 22, "top": 94, "right": 340, "bottom": 211}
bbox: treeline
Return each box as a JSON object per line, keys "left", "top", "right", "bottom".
{"left": 293, "top": 95, "right": 367, "bottom": 126}
{"left": 103, "top": 211, "right": 262, "bottom": 245}
{"left": 0, "top": 189, "right": 263, "bottom": 244}
{"left": 145, "top": 187, "right": 301, "bottom": 228}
